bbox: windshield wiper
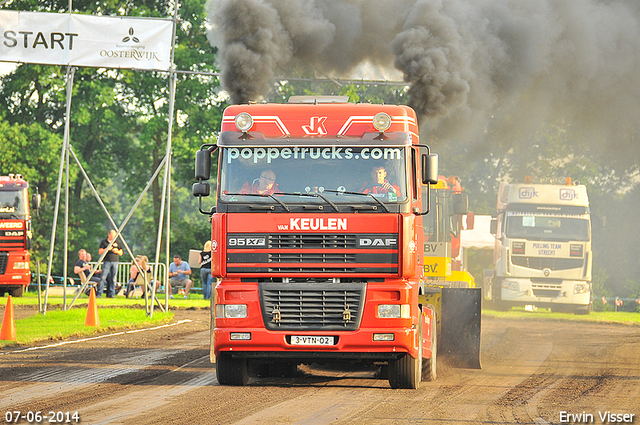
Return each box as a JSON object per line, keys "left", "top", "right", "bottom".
{"left": 222, "top": 192, "right": 290, "bottom": 212}
{"left": 323, "top": 189, "right": 390, "bottom": 213}
{"left": 278, "top": 192, "right": 340, "bottom": 212}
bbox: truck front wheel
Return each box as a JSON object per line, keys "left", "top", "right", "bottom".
{"left": 216, "top": 352, "right": 248, "bottom": 386}
{"left": 388, "top": 319, "right": 423, "bottom": 389}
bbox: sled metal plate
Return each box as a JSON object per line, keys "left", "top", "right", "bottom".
{"left": 440, "top": 287, "right": 482, "bottom": 369}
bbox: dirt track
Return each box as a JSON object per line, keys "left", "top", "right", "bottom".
{"left": 1, "top": 308, "right": 639, "bottom": 425}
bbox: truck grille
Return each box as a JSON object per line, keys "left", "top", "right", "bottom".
{"left": 269, "top": 253, "right": 356, "bottom": 263}
{"left": 531, "top": 283, "right": 562, "bottom": 298}
{"left": 270, "top": 234, "right": 356, "bottom": 249}
{"left": 260, "top": 282, "right": 365, "bottom": 331}
{"left": 227, "top": 233, "right": 399, "bottom": 275}
{"left": 0, "top": 239, "right": 23, "bottom": 249}
{"left": 512, "top": 257, "right": 583, "bottom": 271}
{"left": 0, "top": 252, "right": 7, "bottom": 274}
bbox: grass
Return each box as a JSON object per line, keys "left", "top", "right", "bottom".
{"left": 0, "top": 290, "right": 211, "bottom": 348}
{"left": 483, "top": 307, "right": 640, "bottom": 326}
{"left": 9, "top": 289, "right": 212, "bottom": 309}
{"left": 0, "top": 308, "right": 174, "bottom": 347}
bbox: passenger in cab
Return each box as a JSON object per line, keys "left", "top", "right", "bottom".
{"left": 361, "top": 165, "right": 400, "bottom": 195}
{"left": 240, "top": 169, "right": 282, "bottom": 195}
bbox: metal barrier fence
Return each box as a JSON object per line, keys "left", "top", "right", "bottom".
{"left": 88, "top": 261, "right": 167, "bottom": 288}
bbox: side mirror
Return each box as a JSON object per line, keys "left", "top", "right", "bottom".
{"left": 421, "top": 153, "right": 438, "bottom": 185}
{"left": 453, "top": 193, "right": 468, "bottom": 215}
{"left": 195, "top": 149, "right": 212, "bottom": 181}
{"left": 31, "top": 191, "right": 41, "bottom": 213}
{"left": 192, "top": 182, "right": 210, "bottom": 197}
{"left": 490, "top": 218, "right": 497, "bottom": 235}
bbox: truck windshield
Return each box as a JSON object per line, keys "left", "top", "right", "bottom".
{"left": 219, "top": 146, "right": 407, "bottom": 204}
{"left": 505, "top": 214, "right": 590, "bottom": 241}
{"left": 0, "top": 189, "right": 27, "bottom": 218}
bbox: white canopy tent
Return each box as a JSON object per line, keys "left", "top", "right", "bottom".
{"left": 462, "top": 215, "right": 495, "bottom": 250}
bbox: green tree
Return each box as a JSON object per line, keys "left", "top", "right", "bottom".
{"left": 0, "top": 0, "right": 223, "bottom": 276}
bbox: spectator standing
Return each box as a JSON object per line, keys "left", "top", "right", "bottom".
{"left": 98, "top": 229, "right": 123, "bottom": 298}
{"left": 168, "top": 254, "right": 192, "bottom": 299}
{"left": 199, "top": 241, "right": 213, "bottom": 300}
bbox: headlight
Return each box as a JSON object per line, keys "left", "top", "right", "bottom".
{"left": 373, "top": 112, "right": 392, "bottom": 132}
{"left": 377, "top": 304, "right": 410, "bottom": 318}
{"left": 13, "top": 262, "right": 29, "bottom": 270}
{"left": 574, "top": 283, "right": 589, "bottom": 294}
{"left": 234, "top": 112, "right": 253, "bottom": 132}
{"left": 502, "top": 280, "right": 519, "bottom": 291}
{"left": 216, "top": 304, "right": 248, "bottom": 318}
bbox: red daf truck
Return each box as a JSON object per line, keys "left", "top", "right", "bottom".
{"left": 193, "top": 96, "right": 481, "bottom": 388}
{"left": 0, "top": 174, "right": 40, "bottom": 297}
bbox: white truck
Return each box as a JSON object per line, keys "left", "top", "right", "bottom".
{"left": 484, "top": 178, "right": 592, "bottom": 314}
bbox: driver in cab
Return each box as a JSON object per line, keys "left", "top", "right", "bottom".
{"left": 240, "top": 169, "right": 282, "bottom": 195}
{"left": 361, "top": 165, "right": 400, "bottom": 195}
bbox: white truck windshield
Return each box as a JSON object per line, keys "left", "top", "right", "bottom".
{"left": 219, "top": 146, "right": 407, "bottom": 203}
{"left": 505, "top": 214, "right": 590, "bottom": 241}
{"left": 0, "top": 189, "right": 27, "bottom": 217}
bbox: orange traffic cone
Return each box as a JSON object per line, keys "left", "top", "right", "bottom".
{"left": 85, "top": 287, "right": 100, "bottom": 327}
{"left": 1, "top": 295, "right": 17, "bottom": 341}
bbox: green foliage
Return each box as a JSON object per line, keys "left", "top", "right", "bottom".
{"left": 0, "top": 121, "right": 64, "bottom": 258}
{"left": 0, "top": 0, "right": 222, "bottom": 276}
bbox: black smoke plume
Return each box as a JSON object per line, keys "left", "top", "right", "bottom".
{"left": 206, "top": 0, "right": 640, "bottom": 151}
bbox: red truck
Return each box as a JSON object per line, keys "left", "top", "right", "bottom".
{"left": 0, "top": 174, "right": 40, "bottom": 297}
{"left": 193, "top": 96, "right": 481, "bottom": 388}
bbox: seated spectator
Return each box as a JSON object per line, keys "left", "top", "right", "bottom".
{"left": 125, "top": 255, "right": 157, "bottom": 298}
{"left": 85, "top": 252, "right": 103, "bottom": 280}
{"left": 74, "top": 248, "right": 103, "bottom": 297}
{"left": 168, "top": 254, "right": 192, "bottom": 299}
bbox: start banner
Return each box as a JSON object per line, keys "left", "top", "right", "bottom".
{"left": 0, "top": 11, "right": 173, "bottom": 71}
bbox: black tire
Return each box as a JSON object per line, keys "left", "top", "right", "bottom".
{"left": 216, "top": 352, "right": 248, "bottom": 386}
{"left": 422, "top": 308, "right": 437, "bottom": 382}
{"left": 388, "top": 317, "right": 422, "bottom": 389}
{"left": 10, "top": 286, "right": 24, "bottom": 297}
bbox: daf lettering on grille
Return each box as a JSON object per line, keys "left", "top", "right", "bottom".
{"left": 358, "top": 238, "right": 397, "bottom": 247}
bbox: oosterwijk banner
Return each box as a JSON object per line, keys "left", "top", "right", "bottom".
{"left": 0, "top": 11, "right": 173, "bottom": 71}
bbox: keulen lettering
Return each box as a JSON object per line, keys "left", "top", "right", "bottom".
{"left": 3, "top": 30, "right": 78, "bottom": 49}
{"left": 289, "top": 218, "right": 347, "bottom": 231}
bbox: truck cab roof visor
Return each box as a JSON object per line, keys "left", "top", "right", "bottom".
{"left": 217, "top": 131, "right": 412, "bottom": 148}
